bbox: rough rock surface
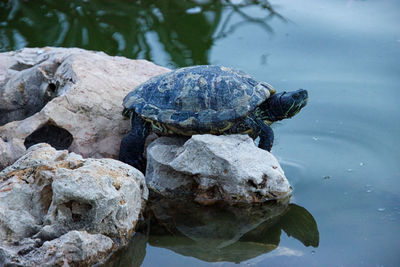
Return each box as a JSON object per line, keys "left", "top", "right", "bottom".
{"left": 146, "top": 134, "right": 292, "bottom": 204}
{"left": 18, "top": 231, "right": 114, "bottom": 267}
{"left": 0, "top": 47, "right": 170, "bottom": 170}
{"left": 0, "top": 143, "right": 148, "bottom": 266}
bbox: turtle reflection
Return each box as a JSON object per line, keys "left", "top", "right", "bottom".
{"left": 147, "top": 198, "right": 319, "bottom": 263}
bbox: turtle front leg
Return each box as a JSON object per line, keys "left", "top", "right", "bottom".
{"left": 255, "top": 118, "right": 274, "bottom": 152}
{"left": 119, "top": 113, "right": 150, "bottom": 172}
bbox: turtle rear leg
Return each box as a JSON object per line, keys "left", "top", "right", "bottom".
{"left": 255, "top": 119, "right": 274, "bottom": 151}
{"left": 119, "top": 113, "right": 150, "bottom": 172}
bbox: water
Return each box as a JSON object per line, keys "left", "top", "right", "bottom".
{"left": 1, "top": 0, "right": 400, "bottom": 266}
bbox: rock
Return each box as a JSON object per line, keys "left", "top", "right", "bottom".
{"left": 20, "top": 231, "right": 114, "bottom": 267}
{"left": 0, "top": 143, "right": 148, "bottom": 266}
{"left": 146, "top": 134, "right": 292, "bottom": 204}
{"left": 0, "top": 47, "right": 170, "bottom": 170}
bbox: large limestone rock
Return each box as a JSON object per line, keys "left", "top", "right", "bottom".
{"left": 0, "top": 143, "right": 148, "bottom": 266}
{"left": 0, "top": 47, "right": 169, "bottom": 170}
{"left": 146, "top": 134, "right": 292, "bottom": 204}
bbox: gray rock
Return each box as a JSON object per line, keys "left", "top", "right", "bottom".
{"left": 0, "top": 47, "right": 170, "bottom": 170}
{"left": 0, "top": 143, "right": 148, "bottom": 266}
{"left": 146, "top": 134, "right": 292, "bottom": 204}
{"left": 21, "top": 231, "right": 114, "bottom": 267}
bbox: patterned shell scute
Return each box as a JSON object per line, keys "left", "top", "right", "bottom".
{"left": 123, "top": 65, "right": 272, "bottom": 131}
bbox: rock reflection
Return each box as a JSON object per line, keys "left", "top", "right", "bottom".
{"left": 104, "top": 232, "right": 148, "bottom": 267}
{"left": 146, "top": 198, "right": 319, "bottom": 263}
{"left": 0, "top": 0, "right": 284, "bottom": 67}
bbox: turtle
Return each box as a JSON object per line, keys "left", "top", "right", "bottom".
{"left": 119, "top": 65, "right": 308, "bottom": 171}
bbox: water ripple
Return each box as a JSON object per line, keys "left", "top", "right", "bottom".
{"left": 273, "top": 102, "right": 399, "bottom": 192}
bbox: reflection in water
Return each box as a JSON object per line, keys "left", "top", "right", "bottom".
{"left": 0, "top": 0, "right": 284, "bottom": 67}
{"left": 105, "top": 198, "right": 318, "bottom": 265}
{"left": 105, "top": 232, "right": 148, "bottom": 267}
{"left": 214, "top": 1, "right": 286, "bottom": 40}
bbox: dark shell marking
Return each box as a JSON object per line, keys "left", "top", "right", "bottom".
{"left": 123, "top": 65, "right": 274, "bottom": 133}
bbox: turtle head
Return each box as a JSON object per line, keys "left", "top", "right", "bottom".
{"left": 261, "top": 89, "right": 308, "bottom": 122}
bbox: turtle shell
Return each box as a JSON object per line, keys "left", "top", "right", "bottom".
{"left": 123, "top": 65, "right": 274, "bottom": 133}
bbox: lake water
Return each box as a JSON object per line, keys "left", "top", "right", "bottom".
{"left": 1, "top": 0, "right": 399, "bottom": 266}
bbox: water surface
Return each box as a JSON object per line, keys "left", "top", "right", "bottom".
{"left": 1, "top": 0, "right": 399, "bottom": 266}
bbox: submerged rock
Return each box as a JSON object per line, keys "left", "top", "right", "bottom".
{"left": 0, "top": 143, "right": 148, "bottom": 266}
{"left": 146, "top": 134, "right": 292, "bottom": 204}
{"left": 0, "top": 47, "right": 169, "bottom": 170}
